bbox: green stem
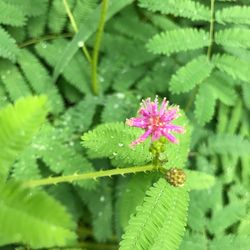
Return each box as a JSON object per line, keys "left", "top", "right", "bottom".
{"left": 207, "top": 0, "right": 216, "bottom": 60}
{"left": 62, "top": 0, "right": 92, "bottom": 63}
{"left": 91, "top": 0, "right": 109, "bottom": 96}
{"left": 19, "top": 33, "right": 73, "bottom": 48}
{"left": 25, "top": 165, "right": 157, "bottom": 188}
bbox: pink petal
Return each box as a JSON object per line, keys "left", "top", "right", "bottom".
{"left": 126, "top": 118, "right": 148, "bottom": 128}
{"left": 159, "top": 98, "right": 168, "bottom": 116}
{"left": 164, "top": 124, "right": 185, "bottom": 133}
{"left": 163, "top": 132, "right": 179, "bottom": 144}
{"left": 162, "top": 108, "right": 179, "bottom": 122}
{"left": 130, "top": 129, "right": 152, "bottom": 146}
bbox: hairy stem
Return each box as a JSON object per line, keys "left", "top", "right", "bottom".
{"left": 207, "top": 0, "right": 216, "bottom": 60}
{"left": 91, "top": 0, "right": 109, "bottom": 96}
{"left": 25, "top": 165, "right": 158, "bottom": 188}
{"left": 62, "top": 0, "right": 92, "bottom": 63}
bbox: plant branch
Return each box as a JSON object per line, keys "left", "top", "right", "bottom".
{"left": 25, "top": 165, "right": 158, "bottom": 188}
{"left": 207, "top": 0, "right": 216, "bottom": 60}
{"left": 62, "top": 0, "right": 92, "bottom": 63}
{"left": 91, "top": 0, "right": 109, "bottom": 96}
{"left": 19, "top": 33, "right": 73, "bottom": 48}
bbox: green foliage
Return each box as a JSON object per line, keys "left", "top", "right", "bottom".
{"left": 120, "top": 179, "right": 189, "bottom": 250}
{"left": 146, "top": 28, "right": 209, "bottom": 56}
{"left": 170, "top": 55, "right": 214, "bottom": 94}
{"left": 0, "top": 27, "right": 19, "bottom": 62}
{"left": 215, "top": 28, "right": 250, "bottom": 50}
{"left": 212, "top": 54, "right": 250, "bottom": 82}
{"left": 185, "top": 170, "right": 215, "bottom": 190}
{"left": 82, "top": 122, "right": 151, "bottom": 166}
{"left": 0, "top": 0, "right": 249, "bottom": 249}
{"left": 0, "top": 181, "right": 76, "bottom": 248}
{"left": 0, "top": 61, "right": 32, "bottom": 100}
{"left": 0, "top": 96, "right": 47, "bottom": 180}
{"left": 116, "top": 174, "right": 153, "bottom": 230}
{"left": 139, "top": 0, "right": 210, "bottom": 21}
{"left": 0, "top": 1, "right": 26, "bottom": 26}
{"left": 195, "top": 83, "right": 216, "bottom": 125}
{"left": 216, "top": 6, "right": 250, "bottom": 25}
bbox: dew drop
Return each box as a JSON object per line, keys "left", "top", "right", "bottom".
{"left": 118, "top": 143, "right": 124, "bottom": 147}
{"left": 77, "top": 41, "right": 84, "bottom": 47}
{"left": 100, "top": 196, "right": 105, "bottom": 202}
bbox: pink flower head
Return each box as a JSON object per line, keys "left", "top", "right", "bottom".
{"left": 126, "top": 96, "right": 185, "bottom": 147}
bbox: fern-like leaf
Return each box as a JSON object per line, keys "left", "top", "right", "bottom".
{"left": 185, "top": 170, "right": 215, "bottom": 190}
{"left": 215, "top": 28, "right": 250, "bottom": 50}
{"left": 0, "top": 60, "right": 32, "bottom": 100}
{"left": 81, "top": 122, "right": 151, "bottom": 166}
{"left": 202, "top": 134, "right": 250, "bottom": 156}
{"left": 120, "top": 178, "right": 189, "bottom": 250}
{"left": 139, "top": 0, "right": 210, "bottom": 21}
{"left": 146, "top": 28, "right": 209, "bottom": 56}
{"left": 18, "top": 49, "right": 64, "bottom": 115}
{"left": 0, "top": 1, "right": 26, "bottom": 26}
{"left": 0, "top": 181, "right": 76, "bottom": 248}
{"left": 0, "top": 96, "right": 47, "bottom": 180}
{"left": 212, "top": 54, "right": 250, "bottom": 82}
{"left": 170, "top": 55, "right": 214, "bottom": 94}
{"left": 195, "top": 83, "right": 216, "bottom": 125}
{"left": 0, "top": 26, "right": 19, "bottom": 61}
{"left": 209, "top": 236, "right": 250, "bottom": 250}
{"left": 216, "top": 6, "right": 250, "bottom": 25}
{"left": 207, "top": 71, "right": 237, "bottom": 106}
{"left": 116, "top": 174, "right": 153, "bottom": 230}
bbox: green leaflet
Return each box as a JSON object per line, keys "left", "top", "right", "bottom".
{"left": 146, "top": 28, "right": 209, "bottom": 56}
{"left": 139, "top": 0, "right": 210, "bottom": 21}
{"left": 18, "top": 49, "right": 64, "bottom": 115}
{"left": 216, "top": 6, "right": 250, "bottom": 25}
{"left": 242, "top": 83, "right": 250, "bottom": 110}
{"left": 116, "top": 174, "right": 153, "bottom": 230}
{"left": 208, "top": 236, "right": 250, "bottom": 250}
{"left": 0, "top": 1, "right": 26, "bottom": 27}
{"left": 120, "top": 178, "right": 189, "bottom": 250}
{"left": 53, "top": 0, "right": 134, "bottom": 82}
{"left": 162, "top": 112, "right": 191, "bottom": 170}
{"left": 207, "top": 201, "right": 246, "bottom": 235}
{"left": 0, "top": 61, "right": 32, "bottom": 101}
{"left": 5, "top": 0, "right": 48, "bottom": 17}
{"left": 185, "top": 170, "right": 215, "bottom": 190}
{"left": 81, "top": 122, "right": 151, "bottom": 166}
{"left": 207, "top": 71, "right": 237, "bottom": 106}
{"left": 0, "top": 26, "right": 19, "bottom": 62}
{"left": 35, "top": 39, "right": 91, "bottom": 95}
{"left": 202, "top": 134, "right": 250, "bottom": 156}
{"left": 215, "top": 28, "right": 250, "bottom": 50}
{"left": 195, "top": 83, "right": 216, "bottom": 126}
{"left": 0, "top": 181, "right": 76, "bottom": 248}
{"left": 0, "top": 96, "right": 47, "bottom": 180}
{"left": 180, "top": 232, "right": 206, "bottom": 250}
{"left": 76, "top": 180, "right": 113, "bottom": 242}
{"left": 170, "top": 55, "right": 214, "bottom": 94}
{"left": 212, "top": 54, "right": 250, "bottom": 83}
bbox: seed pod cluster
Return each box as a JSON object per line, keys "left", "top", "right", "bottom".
{"left": 165, "top": 168, "right": 186, "bottom": 187}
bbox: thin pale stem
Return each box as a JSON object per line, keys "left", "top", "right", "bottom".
{"left": 91, "top": 0, "right": 109, "bottom": 96}
{"left": 207, "top": 0, "right": 216, "bottom": 60}
{"left": 62, "top": 0, "right": 92, "bottom": 63}
{"left": 25, "top": 165, "right": 157, "bottom": 188}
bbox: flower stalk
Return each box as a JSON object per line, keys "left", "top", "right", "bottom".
{"left": 25, "top": 165, "right": 158, "bottom": 188}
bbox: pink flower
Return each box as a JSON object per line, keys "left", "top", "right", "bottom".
{"left": 126, "top": 96, "right": 185, "bottom": 147}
